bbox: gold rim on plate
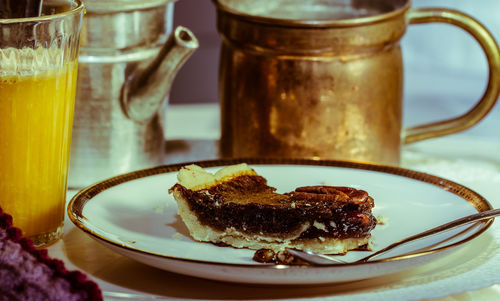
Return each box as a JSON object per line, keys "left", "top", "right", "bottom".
{"left": 67, "top": 158, "right": 494, "bottom": 269}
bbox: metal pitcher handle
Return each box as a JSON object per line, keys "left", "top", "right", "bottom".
{"left": 404, "top": 8, "right": 500, "bottom": 144}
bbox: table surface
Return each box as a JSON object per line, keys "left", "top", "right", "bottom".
{"left": 48, "top": 102, "right": 500, "bottom": 300}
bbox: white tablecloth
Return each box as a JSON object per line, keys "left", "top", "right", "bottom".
{"left": 48, "top": 101, "right": 500, "bottom": 300}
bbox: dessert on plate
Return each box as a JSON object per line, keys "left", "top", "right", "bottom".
{"left": 0, "top": 207, "right": 102, "bottom": 301}
{"left": 169, "top": 163, "right": 377, "bottom": 255}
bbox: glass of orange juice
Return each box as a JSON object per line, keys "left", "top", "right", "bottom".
{"left": 0, "top": 0, "right": 84, "bottom": 247}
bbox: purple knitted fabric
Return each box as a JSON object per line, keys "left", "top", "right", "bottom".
{"left": 0, "top": 207, "right": 102, "bottom": 301}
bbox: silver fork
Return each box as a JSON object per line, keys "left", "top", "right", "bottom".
{"left": 286, "top": 208, "right": 500, "bottom": 265}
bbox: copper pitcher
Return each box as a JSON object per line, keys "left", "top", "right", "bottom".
{"left": 215, "top": 0, "right": 500, "bottom": 165}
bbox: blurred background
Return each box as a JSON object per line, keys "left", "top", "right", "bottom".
{"left": 170, "top": 0, "right": 500, "bottom": 137}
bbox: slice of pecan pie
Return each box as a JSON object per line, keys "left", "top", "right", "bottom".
{"left": 169, "top": 163, "right": 376, "bottom": 254}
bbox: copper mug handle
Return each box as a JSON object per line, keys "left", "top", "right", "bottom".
{"left": 404, "top": 8, "right": 500, "bottom": 144}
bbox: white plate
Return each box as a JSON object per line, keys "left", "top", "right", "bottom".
{"left": 68, "top": 158, "right": 493, "bottom": 285}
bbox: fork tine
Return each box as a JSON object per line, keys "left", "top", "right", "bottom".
{"left": 285, "top": 249, "right": 347, "bottom": 265}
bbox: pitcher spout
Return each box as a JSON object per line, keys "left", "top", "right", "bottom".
{"left": 121, "top": 26, "right": 198, "bottom": 123}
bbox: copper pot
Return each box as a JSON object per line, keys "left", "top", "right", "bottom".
{"left": 215, "top": 0, "right": 500, "bottom": 165}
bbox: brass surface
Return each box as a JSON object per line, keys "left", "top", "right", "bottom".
{"left": 215, "top": 0, "right": 500, "bottom": 165}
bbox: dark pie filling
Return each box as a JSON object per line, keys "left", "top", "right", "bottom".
{"left": 171, "top": 175, "right": 376, "bottom": 239}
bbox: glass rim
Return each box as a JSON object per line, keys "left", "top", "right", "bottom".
{"left": 0, "top": 0, "right": 84, "bottom": 24}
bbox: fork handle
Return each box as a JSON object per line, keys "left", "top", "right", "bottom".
{"left": 360, "top": 208, "right": 500, "bottom": 262}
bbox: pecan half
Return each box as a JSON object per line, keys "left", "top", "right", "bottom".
{"left": 288, "top": 186, "right": 374, "bottom": 210}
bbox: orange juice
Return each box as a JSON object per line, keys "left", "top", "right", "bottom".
{"left": 0, "top": 47, "right": 78, "bottom": 246}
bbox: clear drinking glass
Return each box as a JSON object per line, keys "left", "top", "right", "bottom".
{"left": 0, "top": 0, "right": 84, "bottom": 247}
